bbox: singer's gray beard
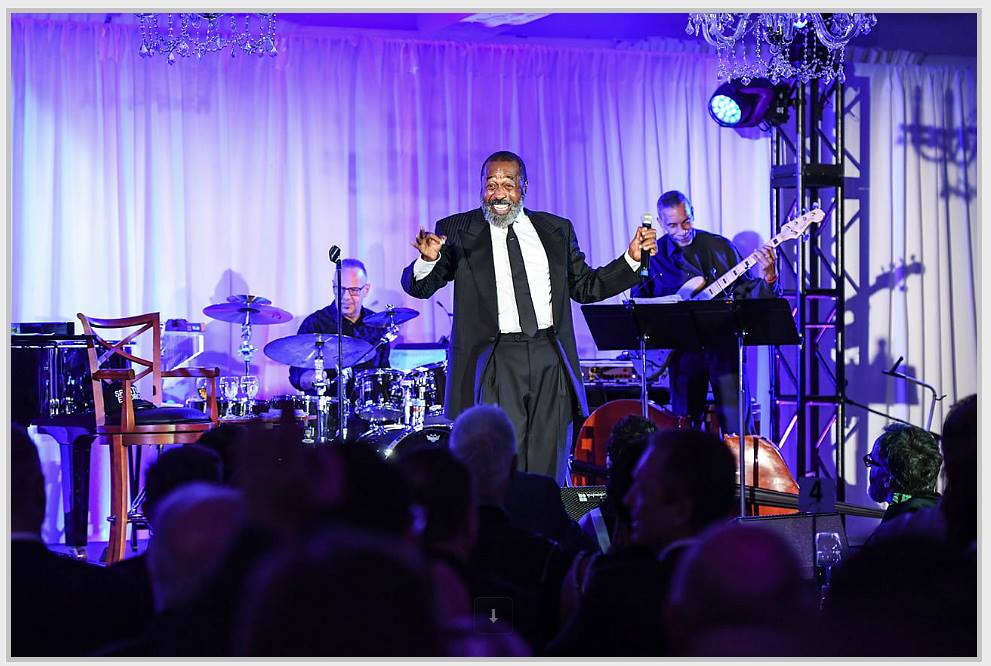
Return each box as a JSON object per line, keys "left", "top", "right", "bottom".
{"left": 482, "top": 197, "right": 524, "bottom": 229}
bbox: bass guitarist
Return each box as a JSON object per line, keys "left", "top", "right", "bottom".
{"left": 631, "top": 190, "right": 781, "bottom": 436}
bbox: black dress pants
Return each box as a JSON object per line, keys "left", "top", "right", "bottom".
{"left": 479, "top": 330, "right": 575, "bottom": 485}
{"left": 669, "top": 346, "right": 754, "bottom": 436}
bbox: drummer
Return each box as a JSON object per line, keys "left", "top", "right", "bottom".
{"left": 289, "top": 258, "right": 392, "bottom": 394}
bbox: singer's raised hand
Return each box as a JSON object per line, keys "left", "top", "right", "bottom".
{"left": 628, "top": 226, "right": 658, "bottom": 262}
{"left": 413, "top": 227, "right": 447, "bottom": 261}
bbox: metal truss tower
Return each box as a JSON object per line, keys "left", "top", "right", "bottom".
{"left": 769, "top": 78, "right": 850, "bottom": 499}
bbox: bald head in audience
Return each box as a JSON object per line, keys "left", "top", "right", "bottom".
{"left": 666, "top": 522, "right": 813, "bottom": 655}
{"left": 146, "top": 482, "right": 246, "bottom": 612}
{"left": 448, "top": 404, "right": 517, "bottom": 506}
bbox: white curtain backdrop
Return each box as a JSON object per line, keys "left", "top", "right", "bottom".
{"left": 839, "top": 60, "right": 978, "bottom": 525}
{"left": 10, "top": 16, "right": 977, "bottom": 541}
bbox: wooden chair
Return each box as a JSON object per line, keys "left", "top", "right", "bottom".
{"left": 77, "top": 312, "right": 219, "bottom": 564}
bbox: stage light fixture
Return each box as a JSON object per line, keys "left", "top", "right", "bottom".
{"left": 707, "top": 79, "right": 791, "bottom": 129}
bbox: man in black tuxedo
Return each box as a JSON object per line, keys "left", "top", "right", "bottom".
{"left": 401, "top": 150, "right": 656, "bottom": 484}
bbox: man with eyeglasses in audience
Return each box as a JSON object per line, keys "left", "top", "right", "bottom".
{"left": 289, "top": 258, "right": 391, "bottom": 393}
{"left": 863, "top": 422, "right": 942, "bottom": 528}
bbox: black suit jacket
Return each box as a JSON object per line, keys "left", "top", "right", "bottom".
{"left": 506, "top": 471, "right": 596, "bottom": 555}
{"left": 401, "top": 208, "right": 640, "bottom": 420}
{"left": 11, "top": 540, "right": 145, "bottom": 656}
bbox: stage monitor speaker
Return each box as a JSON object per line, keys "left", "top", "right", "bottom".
{"left": 736, "top": 513, "right": 849, "bottom": 580}
{"left": 560, "top": 485, "right": 607, "bottom": 521}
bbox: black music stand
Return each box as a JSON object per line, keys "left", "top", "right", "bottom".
{"left": 582, "top": 298, "right": 800, "bottom": 517}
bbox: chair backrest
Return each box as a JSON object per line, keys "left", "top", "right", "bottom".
{"left": 77, "top": 312, "right": 163, "bottom": 423}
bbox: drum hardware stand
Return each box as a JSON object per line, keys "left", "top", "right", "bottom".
{"left": 308, "top": 337, "right": 343, "bottom": 444}
{"left": 401, "top": 374, "right": 427, "bottom": 431}
{"left": 237, "top": 314, "right": 256, "bottom": 416}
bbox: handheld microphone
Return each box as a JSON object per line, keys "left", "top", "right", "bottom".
{"left": 639, "top": 213, "right": 652, "bottom": 278}
{"left": 328, "top": 245, "right": 341, "bottom": 264}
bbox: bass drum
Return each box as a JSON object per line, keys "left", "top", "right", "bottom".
{"left": 570, "top": 399, "right": 689, "bottom": 487}
{"left": 357, "top": 424, "right": 452, "bottom": 459}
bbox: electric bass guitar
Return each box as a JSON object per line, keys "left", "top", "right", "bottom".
{"left": 677, "top": 208, "right": 826, "bottom": 301}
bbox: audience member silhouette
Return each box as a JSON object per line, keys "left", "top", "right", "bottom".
{"left": 578, "top": 414, "right": 656, "bottom": 552}
{"left": 232, "top": 528, "right": 442, "bottom": 656}
{"left": 821, "top": 534, "right": 976, "bottom": 656}
{"left": 665, "top": 522, "right": 817, "bottom": 656}
{"left": 98, "top": 482, "right": 246, "bottom": 656}
{"left": 395, "top": 446, "right": 477, "bottom": 620}
{"left": 146, "top": 482, "right": 246, "bottom": 612}
{"left": 111, "top": 443, "right": 225, "bottom": 628}
{"left": 505, "top": 468, "right": 594, "bottom": 558}
{"left": 869, "top": 394, "right": 976, "bottom": 550}
{"left": 14, "top": 389, "right": 974, "bottom": 658}
{"left": 936, "top": 394, "right": 977, "bottom": 550}
{"left": 561, "top": 415, "right": 653, "bottom": 626}
{"left": 395, "top": 446, "right": 534, "bottom": 656}
{"left": 10, "top": 425, "right": 145, "bottom": 656}
{"left": 195, "top": 423, "right": 242, "bottom": 484}
{"left": 448, "top": 404, "right": 571, "bottom": 651}
{"left": 313, "top": 439, "right": 414, "bottom": 539}
{"left": 547, "top": 428, "right": 736, "bottom": 656}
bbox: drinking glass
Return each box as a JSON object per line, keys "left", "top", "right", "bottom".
{"left": 240, "top": 375, "right": 259, "bottom": 415}
{"left": 219, "top": 376, "right": 240, "bottom": 419}
{"left": 815, "top": 531, "right": 843, "bottom": 605}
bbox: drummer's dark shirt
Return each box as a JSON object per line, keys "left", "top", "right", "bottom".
{"left": 288, "top": 304, "right": 391, "bottom": 392}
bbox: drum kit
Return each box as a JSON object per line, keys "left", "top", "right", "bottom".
{"left": 202, "top": 297, "right": 450, "bottom": 456}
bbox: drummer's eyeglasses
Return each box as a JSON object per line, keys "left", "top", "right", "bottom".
{"left": 862, "top": 454, "right": 884, "bottom": 469}
{"left": 335, "top": 285, "right": 368, "bottom": 296}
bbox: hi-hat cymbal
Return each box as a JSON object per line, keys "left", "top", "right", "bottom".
{"left": 203, "top": 302, "right": 293, "bottom": 325}
{"left": 263, "top": 333, "right": 373, "bottom": 369}
{"left": 363, "top": 306, "right": 420, "bottom": 328}
{"left": 227, "top": 294, "right": 272, "bottom": 306}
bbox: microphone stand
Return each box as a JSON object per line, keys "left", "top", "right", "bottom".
{"left": 882, "top": 356, "right": 946, "bottom": 431}
{"left": 329, "top": 247, "right": 347, "bottom": 442}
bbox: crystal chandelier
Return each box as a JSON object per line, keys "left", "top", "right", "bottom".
{"left": 686, "top": 13, "right": 877, "bottom": 84}
{"left": 136, "top": 13, "right": 277, "bottom": 64}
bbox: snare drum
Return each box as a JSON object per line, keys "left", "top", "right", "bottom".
{"left": 357, "top": 424, "right": 452, "bottom": 459}
{"left": 354, "top": 369, "right": 406, "bottom": 423}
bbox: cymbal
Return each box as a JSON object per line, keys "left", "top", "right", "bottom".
{"left": 363, "top": 306, "right": 420, "bottom": 328}
{"left": 263, "top": 333, "right": 374, "bottom": 369}
{"left": 203, "top": 302, "right": 293, "bottom": 325}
